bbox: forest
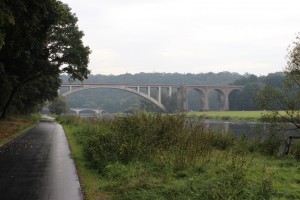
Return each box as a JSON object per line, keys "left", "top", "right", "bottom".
{"left": 60, "top": 71, "right": 284, "bottom": 113}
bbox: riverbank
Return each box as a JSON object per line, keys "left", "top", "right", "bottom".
{"left": 186, "top": 111, "right": 274, "bottom": 122}
{"left": 0, "top": 114, "right": 40, "bottom": 147}
{"left": 58, "top": 113, "right": 300, "bottom": 200}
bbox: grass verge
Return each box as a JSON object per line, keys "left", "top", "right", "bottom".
{"left": 64, "top": 125, "right": 110, "bottom": 200}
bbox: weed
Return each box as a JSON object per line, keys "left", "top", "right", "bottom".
{"left": 59, "top": 113, "right": 300, "bottom": 199}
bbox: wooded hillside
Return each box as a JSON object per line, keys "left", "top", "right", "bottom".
{"left": 61, "top": 72, "right": 284, "bottom": 112}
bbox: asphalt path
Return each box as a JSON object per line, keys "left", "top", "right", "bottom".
{"left": 0, "top": 117, "right": 83, "bottom": 200}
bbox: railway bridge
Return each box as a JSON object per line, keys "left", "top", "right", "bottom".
{"left": 59, "top": 83, "right": 243, "bottom": 112}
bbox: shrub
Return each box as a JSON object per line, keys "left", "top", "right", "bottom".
{"left": 83, "top": 130, "right": 119, "bottom": 173}
{"left": 257, "top": 137, "right": 282, "bottom": 156}
{"left": 63, "top": 113, "right": 239, "bottom": 172}
{"left": 210, "top": 132, "right": 235, "bottom": 150}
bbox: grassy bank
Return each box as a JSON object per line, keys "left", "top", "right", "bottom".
{"left": 0, "top": 114, "right": 40, "bottom": 147}
{"left": 186, "top": 111, "right": 277, "bottom": 122}
{"left": 58, "top": 113, "right": 300, "bottom": 200}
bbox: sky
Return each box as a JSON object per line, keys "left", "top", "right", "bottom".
{"left": 61, "top": 0, "right": 300, "bottom": 76}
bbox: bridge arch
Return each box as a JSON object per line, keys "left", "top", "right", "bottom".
{"left": 60, "top": 85, "right": 167, "bottom": 112}
{"left": 190, "top": 87, "right": 243, "bottom": 111}
{"left": 193, "top": 88, "right": 209, "bottom": 111}
{"left": 60, "top": 83, "right": 243, "bottom": 112}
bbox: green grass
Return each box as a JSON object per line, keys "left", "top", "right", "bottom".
{"left": 186, "top": 111, "right": 286, "bottom": 122}
{"left": 64, "top": 126, "right": 110, "bottom": 200}
{"left": 58, "top": 113, "right": 300, "bottom": 200}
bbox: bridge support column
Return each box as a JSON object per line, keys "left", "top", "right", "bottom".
{"left": 217, "top": 89, "right": 230, "bottom": 111}
{"left": 167, "top": 87, "right": 172, "bottom": 97}
{"left": 194, "top": 88, "right": 209, "bottom": 111}
{"left": 200, "top": 91, "right": 209, "bottom": 111}
{"left": 177, "top": 86, "right": 188, "bottom": 112}
{"left": 224, "top": 90, "right": 230, "bottom": 111}
{"left": 147, "top": 87, "right": 151, "bottom": 96}
{"left": 156, "top": 87, "right": 161, "bottom": 103}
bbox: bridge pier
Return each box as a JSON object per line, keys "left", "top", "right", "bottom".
{"left": 223, "top": 89, "right": 230, "bottom": 111}
{"left": 156, "top": 87, "right": 161, "bottom": 103}
{"left": 167, "top": 87, "right": 172, "bottom": 97}
{"left": 216, "top": 89, "right": 230, "bottom": 111}
{"left": 177, "top": 86, "right": 188, "bottom": 112}
{"left": 200, "top": 91, "right": 209, "bottom": 111}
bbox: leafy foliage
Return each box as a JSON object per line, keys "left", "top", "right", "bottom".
{"left": 257, "top": 33, "right": 300, "bottom": 130}
{"left": 230, "top": 73, "right": 284, "bottom": 111}
{"left": 0, "top": 0, "right": 90, "bottom": 119}
{"left": 48, "top": 96, "right": 69, "bottom": 115}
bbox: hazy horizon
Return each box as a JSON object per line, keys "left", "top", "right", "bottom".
{"left": 62, "top": 0, "right": 299, "bottom": 76}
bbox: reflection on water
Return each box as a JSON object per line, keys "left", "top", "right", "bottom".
{"left": 207, "top": 120, "right": 300, "bottom": 138}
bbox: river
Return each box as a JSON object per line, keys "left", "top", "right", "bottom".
{"left": 76, "top": 113, "right": 300, "bottom": 139}
{"left": 207, "top": 120, "right": 300, "bottom": 139}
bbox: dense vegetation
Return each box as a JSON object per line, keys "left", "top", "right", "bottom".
{"left": 0, "top": 0, "right": 90, "bottom": 119}
{"left": 256, "top": 33, "right": 300, "bottom": 132}
{"left": 58, "top": 113, "right": 300, "bottom": 200}
{"left": 61, "top": 72, "right": 285, "bottom": 113}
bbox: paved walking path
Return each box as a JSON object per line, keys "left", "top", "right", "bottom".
{"left": 0, "top": 117, "right": 83, "bottom": 200}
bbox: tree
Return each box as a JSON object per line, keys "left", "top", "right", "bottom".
{"left": 0, "top": 0, "right": 14, "bottom": 49}
{"left": 262, "top": 72, "right": 284, "bottom": 88}
{"left": 257, "top": 33, "right": 300, "bottom": 129}
{"left": 0, "top": 0, "right": 90, "bottom": 119}
{"left": 161, "top": 93, "right": 177, "bottom": 113}
{"left": 229, "top": 74, "right": 262, "bottom": 110}
{"left": 48, "top": 96, "right": 68, "bottom": 115}
{"left": 230, "top": 83, "right": 262, "bottom": 110}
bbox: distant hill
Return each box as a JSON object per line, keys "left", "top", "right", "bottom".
{"left": 61, "top": 71, "right": 243, "bottom": 85}
{"left": 60, "top": 72, "right": 284, "bottom": 112}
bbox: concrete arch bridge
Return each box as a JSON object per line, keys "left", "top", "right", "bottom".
{"left": 68, "top": 108, "right": 103, "bottom": 116}
{"left": 60, "top": 83, "right": 243, "bottom": 112}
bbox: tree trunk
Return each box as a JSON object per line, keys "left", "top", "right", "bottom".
{"left": 0, "top": 86, "right": 19, "bottom": 120}
{"left": 0, "top": 74, "right": 42, "bottom": 120}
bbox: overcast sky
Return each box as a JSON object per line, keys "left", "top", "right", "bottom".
{"left": 61, "top": 0, "right": 300, "bottom": 76}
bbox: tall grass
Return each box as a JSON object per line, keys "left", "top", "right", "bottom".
{"left": 58, "top": 113, "right": 300, "bottom": 200}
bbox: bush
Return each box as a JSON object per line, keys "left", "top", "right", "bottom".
{"left": 83, "top": 131, "right": 119, "bottom": 172}
{"left": 74, "top": 112, "right": 238, "bottom": 172}
{"left": 210, "top": 131, "right": 235, "bottom": 150}
{"left": 257, "top": 137, "right": 282, "bottom": 156}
